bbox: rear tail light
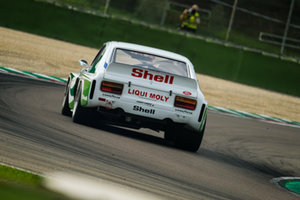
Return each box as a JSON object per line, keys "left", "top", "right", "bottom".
{"left": 174, "top": 96, "right": 197, "bottom": 110}
{"left": 101, "top": 81, "right": 124, "bottom": 95}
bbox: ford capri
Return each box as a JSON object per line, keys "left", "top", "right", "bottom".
{"left": 61, "top": 41, "right": 207, "bottom": 152}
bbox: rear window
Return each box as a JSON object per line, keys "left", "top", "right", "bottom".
{"left": 113, "top": 48, "right": 188, "bottom": 77}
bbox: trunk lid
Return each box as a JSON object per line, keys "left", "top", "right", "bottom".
{"left": 103, "top": 63, "right": 198, "bottom": 102}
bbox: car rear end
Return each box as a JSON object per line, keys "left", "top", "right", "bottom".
{"left": 66, "top": 41, "right": 207, "bottom": 151}
{"left": 95, "top": 62, "right": 207, "bottom": 132}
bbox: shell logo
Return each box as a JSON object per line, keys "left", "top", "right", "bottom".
{"left": 183, "top": 91, "right": 192, "bottom": 96}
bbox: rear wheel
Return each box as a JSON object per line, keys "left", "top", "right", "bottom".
{"left": 165, "top": 120, "right": 206, "bottom": 152}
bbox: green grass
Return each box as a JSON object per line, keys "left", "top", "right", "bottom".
{"left": 0, "top": 0, "right": 299, "bottom": 97}
{"left": 0, "top": 165, "right": 41, "bottom": 186}
{"left": 0, "top": 165, "right": 69, "bottom": 200}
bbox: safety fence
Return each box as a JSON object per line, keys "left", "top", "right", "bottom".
{"left": 1, "top": 66, "right": 299, "bottom": 128}
{"left": 36, "top": 0, "right": 300, "bottom": 58}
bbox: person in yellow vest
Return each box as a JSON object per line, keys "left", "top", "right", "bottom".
{"left": 180, "top": 4, "right": 200, "bottom": 33}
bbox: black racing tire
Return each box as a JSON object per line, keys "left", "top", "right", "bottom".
{"left": 61, "top": 81, "right": 72, "bottom": 116}
{"left": 165, "top": 120, "right": 206, "bottom": 152}
{"left": 72, "top": 84, "right": 87, "bottom": 124}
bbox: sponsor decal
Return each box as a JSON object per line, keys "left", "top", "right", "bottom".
{"left": 175, "top": 108, "right": 193, "bottom": 115}
{"left": 131, "top": 68, "right": 174, "bottom": 84}
{"left": 136, "top": 100, "right": 154, "bottom": 107}
{"left": 105, "top": 101, "right": 113, "bottom": 110}
{"left": 102, "top": 93, "right": 121, "bottom": 99}
{"left": 104, "top": 62, "right": 108, "bottom": 69}
{"left": 128, "top": 88, "right": 169, "bottom": 102}
{"left": 133, "top": 105, "right": 155, "bottom": 115}
{"left": 128, "top": 88, "right": 148, "bottom": 98}
{"left": 98, "top": 97, "right": 106, "bottom": 102}
{"left": 183, "top": 91, "right": 192, "bottom": 96}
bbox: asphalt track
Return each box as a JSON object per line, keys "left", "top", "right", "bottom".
{"left": 0, "top": 73, "right": 299, "bottom": 200}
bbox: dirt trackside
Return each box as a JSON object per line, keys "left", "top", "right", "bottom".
{"left": 1, "top": 27, "right": 299, "bottom": 122}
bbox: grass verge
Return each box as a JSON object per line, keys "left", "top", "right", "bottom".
{"left": 0, "top": 165, "right": 69, "bottom": 200}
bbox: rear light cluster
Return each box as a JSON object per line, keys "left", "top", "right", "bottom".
{"left": 174, "top": 96, "right": 197, "bottom": 110}
{"left": 100, "top": 81, "right": 124, "bottom": 95}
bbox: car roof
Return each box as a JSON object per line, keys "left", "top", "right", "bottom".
{"left": 106, "top": 41, "right": 190, "bottom": 63}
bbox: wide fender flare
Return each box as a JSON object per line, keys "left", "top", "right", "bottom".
{"left": 80, "top": 78, "right": 92, "bottom": 106}
{"left": 68, "top": 73, "right": 79, "bottom": 109}
{"left": 199, "top": 106, "right": 207, "bottom": 132}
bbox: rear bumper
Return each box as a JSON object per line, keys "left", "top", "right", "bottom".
{"left": 96, "top": 106, "right": 188, "bottom": 131}
{"left": 86, "top": 89, "right": 207, "bottom": 132}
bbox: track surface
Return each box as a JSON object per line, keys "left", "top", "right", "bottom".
{"left": 0, "top": 73, "right": 299, "bottom": 200}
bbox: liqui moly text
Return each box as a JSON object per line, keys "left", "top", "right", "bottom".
{"left": 128, "top": 88, "right": 169, "bottom": 102}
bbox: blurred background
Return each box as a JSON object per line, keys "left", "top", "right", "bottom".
{"left": 40, "top": 0, "right": 300, "bottom": 58}
{"left": 1, "top": 0, "right": 300, "bottom": 96}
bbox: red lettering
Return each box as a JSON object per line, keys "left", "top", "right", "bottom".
{"left": 131, "top": 68, "right": 143, "bottom": 77}
{"left": 128, "top": 88, "right": 148, "bottom": 98}
{"left": 131, "top": 68, "right": 174, "bottom": 84}
{"left": 164, "top": 75, "right": 169, "bottom": 84}
{"left": 140, "top": 91, "right": 147, "bottom": 97}
{"left": 143, "top": 70, "right": 153, "bottom": 80}
{"left": 154, "top": 75, "right": 163, "bottom": 82}
{"left": 149, "top": 93, "right": 155, "bottom": 99}
{"left": 169, "top": 76, "right": 174, "bottom": 84}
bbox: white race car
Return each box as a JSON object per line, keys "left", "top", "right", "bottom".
{"left": 61, "top": 41, "right": 207, "bottom": 151}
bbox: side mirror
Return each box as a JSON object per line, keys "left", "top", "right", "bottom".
{"left": 79, "top": 59, "right": 89, "bottom": 67}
